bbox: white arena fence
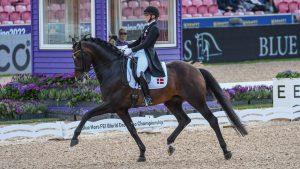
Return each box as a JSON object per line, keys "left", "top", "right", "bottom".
{"left": 1, "top": 107, "right": 299, "bottom": 141}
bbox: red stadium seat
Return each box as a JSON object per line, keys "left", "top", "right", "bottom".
{"left": 203, "top": 13, "right": 213, "bottom": 17}
{"left": 140, "top": 1, "right": 149, "bottom": 8}
{"left": 182, "top": 0, "right": 192, "bottom": 7}
{"left": 150, "top": 0, "right": 160, "bottom": 8}
{"left": 16, "top": 4, "right": 26, "bottom": 13}
{"left": 160, "top": 0, "right": 168, "bottom": 8}
{"left": 278, "top": 2, "right": 289, "bottom": 13}
{"left": 273, "top": 0, "right": 283, "bottom": 6}
{"left": 0, "top": 0, "right": 10, "bottom": 6}
{"left": 4, "top": 5, "right": 15, "bottom": 13}
{"left": 0, "top": 6, "right": 3, "bottom": 12}
{"left": 9, "top": 11, "right": 20, "bottom": 21}
{"left": 134, "top": 7, "right": 143, "bottom": 17}
{"left": 255, "top": 11, "right": 265, "bottom": 15}
{"left": 26, "top": 4, "right": 30, "bottom": 11}
{"left": 192, "top": 0, "right": 202, "bottom": 7}
{"left": 122, "top": 7, "right": 133, "bottom": 18}
{"left": 182, "top": 6, "right": 188, "bottom": 14}
{"left": 203, "top": 0, "right": 214, "bottom": 6}
{"left": 24, "top": 0, "right": 31, "bottom": 5}
{"left": 21, "top": 11, "right": 30, "bottom": 21}
{"left": 198, "top": 5, "right": 208, "bottom": 14}
{"left": 208, "top": 4, "right": 218, "bottom": 14}
{"left": 2, "top": 20, "right": 13, "bottom": 24}
{"left": 0, "top": 11, "right": 9, "bottom": 22}
{"left": 121, "top": 1, "right": 128, "bottom": 9}
{"left": 187, "top": 5, "right": 198, "bottom": 14}
{"left": 159, "top": 7, "right": 167, "bottom": 15}
{"left": 128, "top": 1, "right": 139, "bottom": 8}
{"left": 288, "top": 2, "right": 299, "bottom": 13}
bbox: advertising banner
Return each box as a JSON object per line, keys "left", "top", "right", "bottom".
{"left": 0, "top": 34, "right": 32, "bottom": 74}
{"left": 183, "top": 24, "right": 300, "bottom": 63}
{"left": 182, "top": 14, "right": 293, "bottom": 28}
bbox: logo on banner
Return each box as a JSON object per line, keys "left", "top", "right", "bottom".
{"left": 183, "top": 32, "right": 223, "bottom": 62}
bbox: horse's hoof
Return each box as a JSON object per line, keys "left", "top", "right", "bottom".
{"left": 70, "top": 139, "right": 79, "bottom": 147}
{"left": 224, "top": 151, "right": 232, "bottom": 160}
{"left": 137, "top": 156, "right": 146, "bottom": 162}
{"left": 168, "top": 145, "right": 175, "bottom": 156}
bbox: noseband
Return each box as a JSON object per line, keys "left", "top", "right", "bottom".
{"left": 72, "top": 42, "right": 90, "bottom": 72}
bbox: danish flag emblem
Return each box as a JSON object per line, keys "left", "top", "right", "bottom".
{"left": 157, "top": 77, "right": 164, "bottom": 84}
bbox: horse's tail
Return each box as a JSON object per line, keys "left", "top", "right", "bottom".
{"left": 199, "top": 68, "right": 248, "bottom": 137}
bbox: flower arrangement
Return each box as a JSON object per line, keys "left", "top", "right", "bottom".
{"left": 275, "top": 70, "right": 300, "bottom": 79}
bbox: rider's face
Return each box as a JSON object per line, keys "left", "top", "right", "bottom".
{"left": 144, "top": 13, "right": 151, "bottom": 22}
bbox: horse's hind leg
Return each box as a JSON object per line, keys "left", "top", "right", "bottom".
{"left": 118, "top": 110, "right": 146, "bottom": 162}
{"left": 188, "top": 99, "right": 232, "bottom": 160}
{"left": 164, "top": 97, "right": 191, "bottom": 156}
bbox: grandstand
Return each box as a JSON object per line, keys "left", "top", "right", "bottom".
{"left": 0, "top": 0, "right": 31, "bottom": 25}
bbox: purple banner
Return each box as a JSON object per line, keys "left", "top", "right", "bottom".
{"left": 0, "top": 25, "right": 31, "bottom": 35}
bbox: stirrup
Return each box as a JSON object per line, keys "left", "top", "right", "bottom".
{"left": 144, "top": 96, "right": 152, "bottom": 107}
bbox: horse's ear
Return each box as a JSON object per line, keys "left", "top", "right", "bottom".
{"left": 72, "top": 38, "right": 77, "bottom": 45}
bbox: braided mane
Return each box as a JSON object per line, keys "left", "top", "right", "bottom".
{"left": 81, "top": 36, "right": 124, "bottom": 57}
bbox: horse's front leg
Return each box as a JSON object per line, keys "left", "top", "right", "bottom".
{"left": 70, "top": 102, "right": 113, "bottom": 147}
{"left": 118, "top": 110, "right": 146, "bottom": 162}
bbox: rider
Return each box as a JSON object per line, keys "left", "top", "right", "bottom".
{"left": 123, "top": 6, "right": 165, "bottom": 106}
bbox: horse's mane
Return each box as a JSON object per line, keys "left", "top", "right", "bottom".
{"left": 81, "top": 36, "right": 124, "bottom": 57}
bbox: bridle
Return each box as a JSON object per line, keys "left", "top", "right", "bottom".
{"left": 72, "top": 41, "right": 90, "bottom": 73}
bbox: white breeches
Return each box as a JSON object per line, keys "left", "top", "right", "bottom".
{"left": 134, "top": 49, "right": 148, "bottom": 77}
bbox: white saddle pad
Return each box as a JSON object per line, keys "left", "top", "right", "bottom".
{"left": 127, "top": 59, "right": 168, "bottom": 89}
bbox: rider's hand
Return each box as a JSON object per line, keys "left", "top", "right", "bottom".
{"left": 124, "top": 48, "right": 132, "bottom": 55}
{"left": 118, "top": 45, "right": 128, "bottom": 50}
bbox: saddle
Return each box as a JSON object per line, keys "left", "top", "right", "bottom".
{"left": 129, "top": 57, "right": 151, "bottom": 84}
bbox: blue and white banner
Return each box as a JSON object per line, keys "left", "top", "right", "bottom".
{"left": 0, "top": 34, "right": 32, "bottom": 74}
{"left": 183, "top": 14, "right": 294, "bottom": 28}
{"left": 0, "top": 25, "right": 31, "bottom": 35}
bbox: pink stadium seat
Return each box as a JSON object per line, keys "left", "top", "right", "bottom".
{"left": 0, "top": 0, "right": 10, "bottom": 6}
{"left": 182, "top": 13, "right": 192, "bottom": 18}
{"left": 160, "top": 14, "right": 168, "bottom": 20}
{"left": 16, "top": 4, "right": 26, "bottom": 13}
{"left": 56, "top": 9, "right": 65, "bottom": 22}
{"left": 24, "top": 0, "right": 31, "bottom": 5}
{"left": 288, "top": 2, "right": 299, "bottom": 13}
{"left": 25, "top": 19, "right": 30, "bottom": 23}
{"left": 160, "top": 0, "right": 168, "bottom": 8}
{"left": 128, "top": 1, "right": 139, "bottom": 8}
{"left": 203, "top": 13, "right": 213, "bottom": 17}
{"left": 140, "top": 1, "right": 149, "bottom": 8}
{"left": 273, "top": 0, "right": 283, "bottom": 6}
{"left": 122, "top": 7, "right": 133, "bottom": 18}
{"left": 208, "top": 4, "right": 218, "bottom": 14}
{"left": 198, "top": 5, "right": 208, "bottom": 14}
{"left": 182, "top": 0, "right": 192, "bottom": 7}
{"left": 13, "top": 19, "right": 24, "bottom": 24}
{"left": 9, "top": 11, "right": 20, "bottom": 21}
{"left": 278, "top": 2, "right": 289, "bottom": 13}
{"left": 150, "top": 0, "right": 160, "bottom": 8}
{"left": 0, "top": 21, "right": 1, "bottom": 24}
{"left": 21, "top": 11, "right": 30, "bottom": 21}
{"left": 187, "top": 5, "right": 198, "bottom": 14}
{"left": 83, "top": 2, "right": 90, "bottom": 9}
{"left": 159, "top": 7, "right": 167, "bottom": 15}
{"left": 4, "top": 5, "right": 15, "bottom": 13}
{"left": 203, "top": 0, "right": 214, "bottom": 6}
{"left": 283, "top": 0, "right": 293, "bottom": 3}
{"left": 182, "top": 6, "right": 187, "bottom": 14}
{"left": 121, "top": 1, "right": 128, "bottom": 9}
{"left": 48, "top": 11, "right": 58, "bottom": 22}
{"left": 192, "top": 13, "right": 202, "bottom": 17}
{"left": 192, "top": 0, "right": 202, "bottom": 7}
{"left": 0, "top": 6, "right": 3, "bottom": 12}
{"left": 80, "top": 9, "right": 90, "bottom": 22}
{"left": 134, "top": 7, "right": 143, "bottom": 17}
{"left": 26, "top": 4, "right": 30, "bottom": 11}
{"left": 0, "top": 12, "right": 9, "bottom": 21}
{"left": 50, "top": 3, "right": 61, "bottom": 11}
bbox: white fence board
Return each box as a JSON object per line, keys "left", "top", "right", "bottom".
{"left": 1, "top": 107, "right": 300, "bottom": 141}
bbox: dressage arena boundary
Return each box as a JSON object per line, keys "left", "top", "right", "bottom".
{"left": 1, "top": 107, "right": 299, "bottom": 141}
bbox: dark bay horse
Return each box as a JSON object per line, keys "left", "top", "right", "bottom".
{"left": 70, "top": 37, "right": 248, "bottom": 162}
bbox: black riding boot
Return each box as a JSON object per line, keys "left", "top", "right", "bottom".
{"left": 138, "top": 72, "right": 152, "bottom": 106}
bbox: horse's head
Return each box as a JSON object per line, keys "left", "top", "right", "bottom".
{"left": 71, "top": 37, "right": 92, "bottom": 82}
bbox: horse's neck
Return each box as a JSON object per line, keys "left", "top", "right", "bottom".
{"left": 92, "top": 59, "right": 122, "bottom": 87}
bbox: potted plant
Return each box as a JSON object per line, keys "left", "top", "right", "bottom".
{"left": 273, "top": 70, "right": 300, "bottom": 108}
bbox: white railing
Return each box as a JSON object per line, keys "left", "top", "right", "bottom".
{"left": 1, "top": 107, "right": 299, "bottom": 141}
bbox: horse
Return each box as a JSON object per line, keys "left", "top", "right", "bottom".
{"left": 70, "top": 36, "right": 248, "bottom": 162}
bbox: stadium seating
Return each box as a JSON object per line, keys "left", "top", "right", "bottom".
{"left": 0, "top": 0, "right": 31, "bottom": 25}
